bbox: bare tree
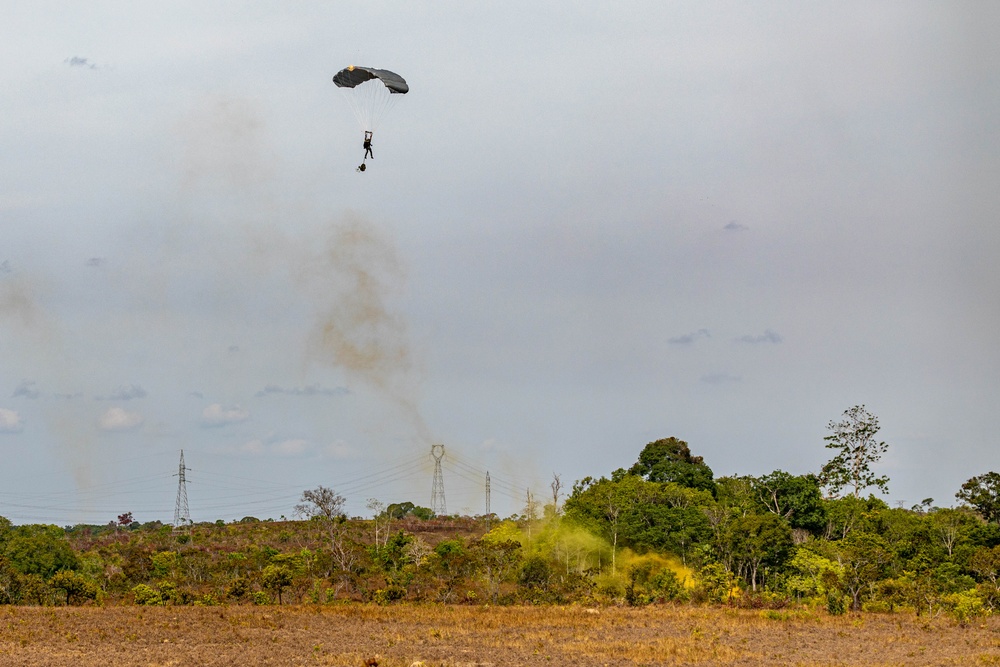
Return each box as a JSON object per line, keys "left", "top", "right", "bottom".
{"left": 367, "top": 498, "right": 392, "bottom": 547}
{"left": 295, "top": 486, "right": 355, "bottom": 572}
{"left": 550, "top": 473, "right": 563, "bottom": 516}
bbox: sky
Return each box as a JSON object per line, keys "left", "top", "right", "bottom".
{"left": 1, "top": 2, "right": 998, "bottom": 525}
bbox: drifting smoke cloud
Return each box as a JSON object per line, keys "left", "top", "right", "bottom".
{"left": 300, "top": 217, "right": 433, "bottom": 445}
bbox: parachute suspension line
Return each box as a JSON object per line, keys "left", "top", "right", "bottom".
{"left": 339, "top": 80, "right": 401, "bottom": 133}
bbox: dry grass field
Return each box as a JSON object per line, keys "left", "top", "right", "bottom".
{"left": 2, "top": 604, "right": 999, "bottom": 666}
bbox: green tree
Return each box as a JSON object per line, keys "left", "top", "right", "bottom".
{"left": 836, "top": 531, "right": 893, "bottom": 611}
{"left": 4, "top": 529, "right": 78, "bottom": 579}
{"left": 752, "top": 471, "right": 827, "bottom": 533}
{"left": 261, "top": 564, "right": 293, "bottom": 605}
{"left": 956, "top": 472, "right": 1000, "bottom": 524}
{"left": 928, "top": 507, "right": 979, "bottom": 558}
{"left": 49, "top": 570, "right": 98, "bottom": 605}
{"left": 629, "top": 437, "right": 716, "bottom": 494}
{"left": 564, "top": 475, "right": 629, "bottom": 574}
{"left": 470, "top": 536, "right": 521, "bottom": 604}
{"left": 820, "top": 405, "right": 889, "bottom": 498}
{"left": 720, "top": 513, "right": 793, "bottom": 591}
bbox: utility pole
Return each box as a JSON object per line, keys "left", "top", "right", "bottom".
{"left": 173, "top": 449, "right": 191, "bottom": 531}
{"left": 485, "top": 471, "right": 491, "bottom": 530}
{"left": 430, "top": 444, "right": 447, "bottom": 516}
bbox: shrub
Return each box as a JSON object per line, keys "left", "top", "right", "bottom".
{"left": 826, "top": 590, "right": 847, "bottom": 616}
{"left": 944, "top": 590, "right": 986, "bottom": 626}
{"left": 132, "top": 584, "right": 163, "bottom": 606}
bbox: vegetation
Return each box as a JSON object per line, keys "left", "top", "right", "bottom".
{"left": 3, "top": 604, "right": 998, "bottom": 666}
{"left": 1, "top": 405, "right": 998, "bottom": 628}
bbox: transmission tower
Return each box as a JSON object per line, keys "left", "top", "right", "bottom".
{"left": 173, "top": 449, "right": 191, "bottom": 531}
{"left": 430, "top": 444, "right": 447, "bottom": 516}
{"left": 485, "top": 471, "right": 491, "bottom": 530}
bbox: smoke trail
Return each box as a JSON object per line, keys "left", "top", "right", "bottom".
{"left": 300, "top": 215, "right": 433, "bottom": 446}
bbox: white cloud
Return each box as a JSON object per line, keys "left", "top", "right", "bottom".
{"left": 275, "top": 439, "right": 309, "bottom": 456}
{"left": 237, "top": 439, "right": 266, "bottom": 455}
{"left": 99, "top": 406, "right": 144, "bottom": 432}
{"left": 324, "top": 440, "right": 359, "bottom": 460}
{"left": 201, "top": 403, "right": 250, "bottom": 427}
{"left": 0, "top": 408, "right": 24, "bottom": 433}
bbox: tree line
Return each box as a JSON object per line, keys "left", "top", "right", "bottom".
{"left": 1, "top": 405, "right": 999, "bottom": 622}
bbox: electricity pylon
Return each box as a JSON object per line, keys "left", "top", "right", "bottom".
{"left": 173, "top": 449, "right": 191, "bottom": 531}
{"left": 485, "top": 470, "right": 491, "bottom": 530}
{"left": 430, "top": 444, "right": 446, "bottom": 516}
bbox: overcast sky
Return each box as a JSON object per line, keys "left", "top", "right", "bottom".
{"left": 2, "top": 2, "right": 998, "bottom": 524}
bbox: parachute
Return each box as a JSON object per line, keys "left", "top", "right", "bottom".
{"left": 332, "top": 65, "right": 408, "bottom": 132}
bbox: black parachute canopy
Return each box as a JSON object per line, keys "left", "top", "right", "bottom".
{"left": 332, "top": 66, "right": 408, "bottom": 94}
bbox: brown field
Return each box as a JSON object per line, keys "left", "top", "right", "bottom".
{"left": 2, "top": 604, "right": 999, "bottom": 667}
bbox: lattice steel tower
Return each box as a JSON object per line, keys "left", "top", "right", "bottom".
{"left": 430, "top": 444, "right": 447, "bottom": 516}
{"left": 485, "top": 471, "right": 491, "bottom": 529}
{"left": 173, "top": 449, "right": 191, "bottom": 530}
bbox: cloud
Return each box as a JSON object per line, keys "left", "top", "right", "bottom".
{"left": 255, "top": 383, "right": 350, "bottom": 398}
{"left": 669, "top": 329, "right": 711, "bottom": 345}
{"left": 201, "top": 403, "right": 250, "bottom": 427}
{"left": 237, "top": 439, "right": 266, "bottom": 455}
{"left": 96, "top": 384, "right": 147, "bottom": 401}
{"left": 736, "top": 330, "right": 783, "bottom": 344}
{"left": 701, "top": 372, "right": 742, "bottom": 385}
{"left": 275, "top": 439, "right": 309, "bottom": 456}
{"left": 724, "top": 220, "right": 748, "bottom": 231}
{"left": 65, "top": 56, "right": 98, "bottom": 69}
{"left": 12, "top": 380, "right": 39, "bottom": 399}
{"left": 0, "top": 260, "right": 10, "bottom": 274}
{"left": 85, "top": 257, "right": 105, "bottom": 268}
{"left": 325, "top": 440, "right": 360, "bottom": 460}
{"left": 99, "top": 406, "right": 144, "bottom": 432}
{"left": 0, "top": 408, "right": 24, "bottom": 433}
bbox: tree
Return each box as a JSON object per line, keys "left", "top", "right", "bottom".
{"left": 629, "top": 437, "right": 716, "bottom": 494}
{"left": 261, "top": 564, "right": 293, "bottom": 604}
{"left": 723, "top": 513, "right": 793, "bottom": 591}
{"left": 929, "top": 507, "right": 979, "bottom": 557}
{"left": 4, "top": 529, "right": 78, "bottom": 579}
{"left": 49, "top": 570, "right": 98, "bottom": 605}
{"left": 956, "top": 472, "right": 1000, "bottom": 524}
{"left": 117, "top": 512, "right": 135, "bottom": 531}
{"left": 820, "top": 405, "right": 889, "bottom": 498}
{"left": 295, "top": 486, "right": 347, "bottom": 524}
{"left": 470, "top": 536, "right": 521, "bottom": 604}
{"left": 752, "top": 471, "right": 826, "bottom": 533}
{"left": 836, "top": 531, "right": 893, "bottom": 611}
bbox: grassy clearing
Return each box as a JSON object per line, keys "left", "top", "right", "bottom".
{"left": 2, "top": 603, "right": 1000, "bottom": 666}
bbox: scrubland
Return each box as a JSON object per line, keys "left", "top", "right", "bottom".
{"left": 3, "top": 603, "right": 999, "bottom": 667}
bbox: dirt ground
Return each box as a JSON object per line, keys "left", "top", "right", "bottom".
{"left": 2, "top": 604, "right": 999, "bottom": 666}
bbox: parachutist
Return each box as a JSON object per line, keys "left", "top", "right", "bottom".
{"left": 363, "top": 131, "right": 374, "bottom": 159}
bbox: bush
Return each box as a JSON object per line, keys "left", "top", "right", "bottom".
{"left": 944, "top": 590, "right": 986, "bottom": 626}
{"left": 374, "top": 585, "right": 406, "bottom": 605}
{"left": 132, "top": 584, "right": 163, "bottom": 606}
{"left": 826, "top": 590, "right": 847, "bottom": 616}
